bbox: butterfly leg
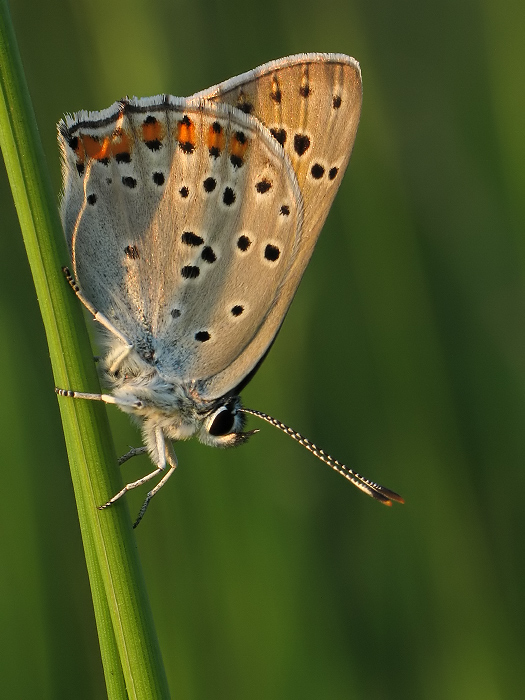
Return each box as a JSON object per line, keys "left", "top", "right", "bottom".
{"left": 118, "top": 446, "right": 149, "bottom": 465}
{"left": 132, "top": 442, "right": 178, "bottom": 528}
{"left": 55, "top": 387, "right": 120, "bottom": 404}
{"left": 55, "top": 388, "right": 146, "bottom": 415}
{"left": 98, "top": 426, "right": 166, "bottom": 508}
{"left": 62, "top": 266, "right": 133, "bottom": 372}
{"left": 97, "top": 427, "right": 177, "bottom": 527}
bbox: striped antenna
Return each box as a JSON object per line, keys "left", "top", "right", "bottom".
{"left": 241, "top": 408, "right": 404, "bottom": 506}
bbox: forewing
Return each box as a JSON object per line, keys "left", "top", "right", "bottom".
{"left": 58, "top": 98, "right": 302, "bottom": 382}
{"left": 192, "top": 53, "right": 362, "bottom": 252}
{"left": 190, "top": 53, "right": 362, "bottom": 399}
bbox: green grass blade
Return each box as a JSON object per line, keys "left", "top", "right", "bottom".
{"left": 0, "top": 1, "right": 170, "bottom": 697}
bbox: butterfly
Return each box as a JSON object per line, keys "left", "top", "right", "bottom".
{"left": 56, "top": 53, "right": 403, "bottom": 526}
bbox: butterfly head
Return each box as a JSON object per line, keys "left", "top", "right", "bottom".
{"left": 199, "top": 395, "right": 258, "bottom": 448}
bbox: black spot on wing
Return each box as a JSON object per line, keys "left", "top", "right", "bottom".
{"left": 223, "top": 187, "right": 235, "bottom": 205}
{"left": 201, "top": 246, "right": 216, "bottom": 263}
{"left": 264, "top": 244, "right": 280, "bottom": 261}
{"left": 294, "top": 134, "right": 310, "bottom": 156}
{"left": 124, "top": 245, "right": 139, "bottom": 259}
{"left": 237, "top": 235, "right": 251, "bottom": 251}
{"left": 270, "top": 128, "right": 287, "bottom": 146}
{"left": 299, "top": 84, "right": 310, "bottom": 98}
{"left": 203, "top": 177, "right": 217, "bottom": 192}
{"left": 181, "top": 265, "right": 200, "bottom": 279}
{"left": 181, "top": 232, "right": 203, "bottom": 246}
{"left": 255, "top": 179, "right": 272, "bottom": 194}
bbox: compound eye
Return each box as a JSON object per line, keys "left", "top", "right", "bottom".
{"left": 208, "top": 406, "right": 236, "bottom": 436}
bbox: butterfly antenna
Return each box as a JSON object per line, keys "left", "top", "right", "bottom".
{"left": 241, "top": 408, "right": 404, "bottom": 506}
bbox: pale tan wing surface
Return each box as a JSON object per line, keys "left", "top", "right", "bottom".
{"left": 192, "top": 53, "right": 361, "bottom": 238}
{"left": 190, "top": 54, "right": 362, "bottom": 398}
{"left": 59, "top": 98, "right": 302, "bottom": 383}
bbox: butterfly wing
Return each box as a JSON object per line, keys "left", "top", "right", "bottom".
{"left": 192, "top": 53, "right": 361, "bottom": 238}
{"left": 190, "top": 54, "right": 362, "bottom": 399}
{"left": 59, "top": 98, "right": 303, "bottom": 384}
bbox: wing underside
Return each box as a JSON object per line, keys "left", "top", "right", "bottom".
{"left": 58, "top": 54, "right": 361, "bottom": 400}
{"left": 59, "top": 98, "right": 302, "bottom": 383}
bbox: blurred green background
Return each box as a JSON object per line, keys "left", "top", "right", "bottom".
{"left": 2, "top": 0, "right": 524, "bottom": 697}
